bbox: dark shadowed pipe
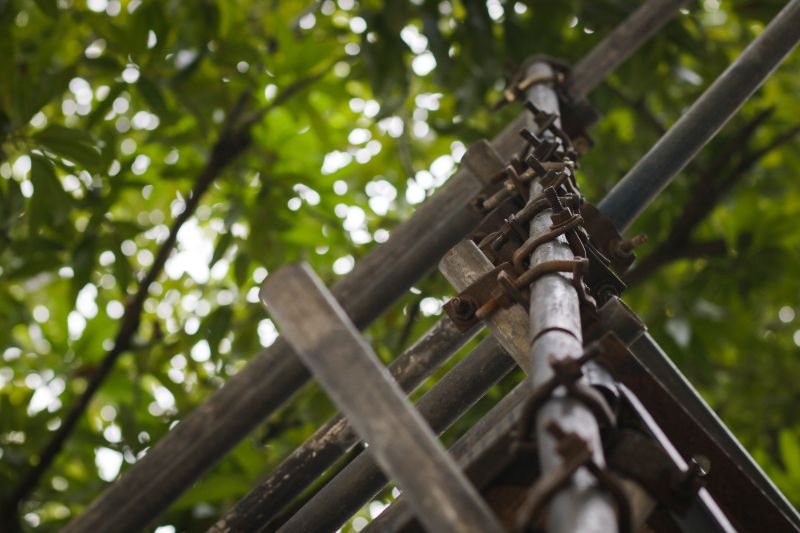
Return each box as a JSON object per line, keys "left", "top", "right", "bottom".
{"left": 599, "top": 0, "right": 800, "bottom": 232}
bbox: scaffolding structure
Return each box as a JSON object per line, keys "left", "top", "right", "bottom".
{"left": 61, "top": 0, "right": 800, "bottom": 531}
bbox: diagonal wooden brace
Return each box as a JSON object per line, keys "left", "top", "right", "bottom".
{"left": 260, "top": 263, "right": 504, "bottom": 533}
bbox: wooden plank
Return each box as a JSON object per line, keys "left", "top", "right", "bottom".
{"left": 260, "top": 263, "right": 503, "bottom": 533}
{"left": 274, "top": 336, "right": 515, "bottom": 532}
{"left": 364, "top": 380, "right": 531, "bottom": 533}
{"left": 210, "top": 317, "right": 475, "bottom": 532}
{"left": 439, "top": 240, "right": 531, "bottom": 371}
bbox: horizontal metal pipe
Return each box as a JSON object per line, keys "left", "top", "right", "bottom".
{"left": 209, "top": 317, "right": 473, "bottom": 532}
{"left": 599, "top": 0, "right": 800, "bottom": 232}
{"left": 275, "top": 336, "right": 516, "bottom": 533}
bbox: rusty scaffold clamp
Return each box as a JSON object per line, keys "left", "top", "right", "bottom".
{"left": 446, "top": 96, "right": 648, "bottom": 331}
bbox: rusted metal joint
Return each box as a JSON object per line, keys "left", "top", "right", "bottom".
{"left": 443, "top": 262, "right": 521, "bottom": 331}
{"left": 469, "top": 152, "right": 575, "bottom": 216}
{"left": 579, "top": 202, "right": 647, "bottom": 273}
{"left": 512, "top": 215, "right": 584, "bottom": 273}
{"left": 514, "top": 343, "right": 613, "bottom": 445}
{"left": 519, "top": 127, "right": 560, "bottom": 162}
{"left": 471, "top": 193, "right": 582, "bottom": 266}
{"left": 513, "top": 257, "right": 586, "bottom": 291}
{"left": 610, "top": 233, "right": 648, "bottom": 260}
{"left": 513, "top": 420, "right": 632, "bottom": 533}
{"left": 443, "top": 256, "right": 589, "bottom": 331}
{"left": 492, "top": 71, "right": 566, "bottom": 110}
{"left": 525, "top": 100, "right": 577, "bottom": 160}
{"left": 505, "top": 164, "right": 529, "bottom": 200}
{"left": 673, "top": 454, "right": 711, "bottom": 498}
{"left": 606, "top": 427, "right": 712, "bottom": 514}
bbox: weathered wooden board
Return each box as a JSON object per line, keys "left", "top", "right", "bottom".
{"left": 260, "top": 263, "right": 503, "bottom": 533}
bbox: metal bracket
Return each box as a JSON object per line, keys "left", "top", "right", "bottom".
{"left": 580, "top": 202, "right": 646, "bottom": 273}
{"left": 592, "top": 332, "right": 736, "bottom": 532}
{"left": 513, "top": 420, "right": 633, "bottom": 533}
{"left": 443, "top": 262, "right": 521, "bottom": 332}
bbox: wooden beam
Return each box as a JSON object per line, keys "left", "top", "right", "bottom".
{"left": 210, "top": 317, "right": 475, "bottom": 532}
{"left": 260, "top": 263, "right": 503, "bottom": 533}
{"left": 273, "top": 335, "right": 515, "bottom": 532}
{"left": 440, "top": 240, "right": 531, "bottom": 370}
{"left": 364, "top": 380, "right": 531, "bottom": 533}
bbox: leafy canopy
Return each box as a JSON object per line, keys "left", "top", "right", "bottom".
{"left": 0, "top": 0, "right": 798, "bottom": 531}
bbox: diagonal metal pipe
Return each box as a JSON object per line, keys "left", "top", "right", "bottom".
{"left": 599, "top": 0, "right": 800, "bottom": 232}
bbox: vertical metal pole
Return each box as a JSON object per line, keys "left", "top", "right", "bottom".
{"left": 524, "top": 62, "right": 617, "bottom": 532}
{"left": 599, "top": 0, "right": 800, "bottom": 232}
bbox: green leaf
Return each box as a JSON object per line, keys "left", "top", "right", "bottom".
{"left": 28, "top": 154, "right": 72, "bottom": 234}
{"left": 233, "top": 253, "right": 250, "bottom": 287}
{"left": 72, "top": 234, "right": 96, "bottom": 299}
{"left": 136, "top": 77, "right": 169, "bottom": 116}
{"left": 202, "top": 305, "right": 233, "bottom": 354}
{"left": 32, "top": 126, "right": 102, "bottom": 172}
{"left": 113, "top": 247, "right": 134, "bottom": 296}
{"left": 211, "top": 232, "right": 232, "bottom": 266}
{"left": 0, "top": 177, "right": 24, "bottom": 232}
{"left": 780, "top": 430, "right": 800, "bottom": 476}
{"left": 86, "top": 82, "right": 125, "bottom": 128}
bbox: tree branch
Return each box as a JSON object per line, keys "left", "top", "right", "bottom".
{"left": 605, "top": 80, "right": 667, "bottom": 135}
{"left": 1, "top": 63, "right": 334, "bottom": 524}
{"left": 395, "top": 296, "right": 422, "bottom": 353}
{"left": 0, "top": 97, "right": 253, "bottom": 527}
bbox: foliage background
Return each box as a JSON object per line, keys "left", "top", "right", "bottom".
{"left": 0, "top": 0, "right": 798, "bottom": 531}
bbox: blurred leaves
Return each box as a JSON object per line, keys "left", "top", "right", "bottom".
{"left": 0, "top": 0, "right": 798, "bottom": 531}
